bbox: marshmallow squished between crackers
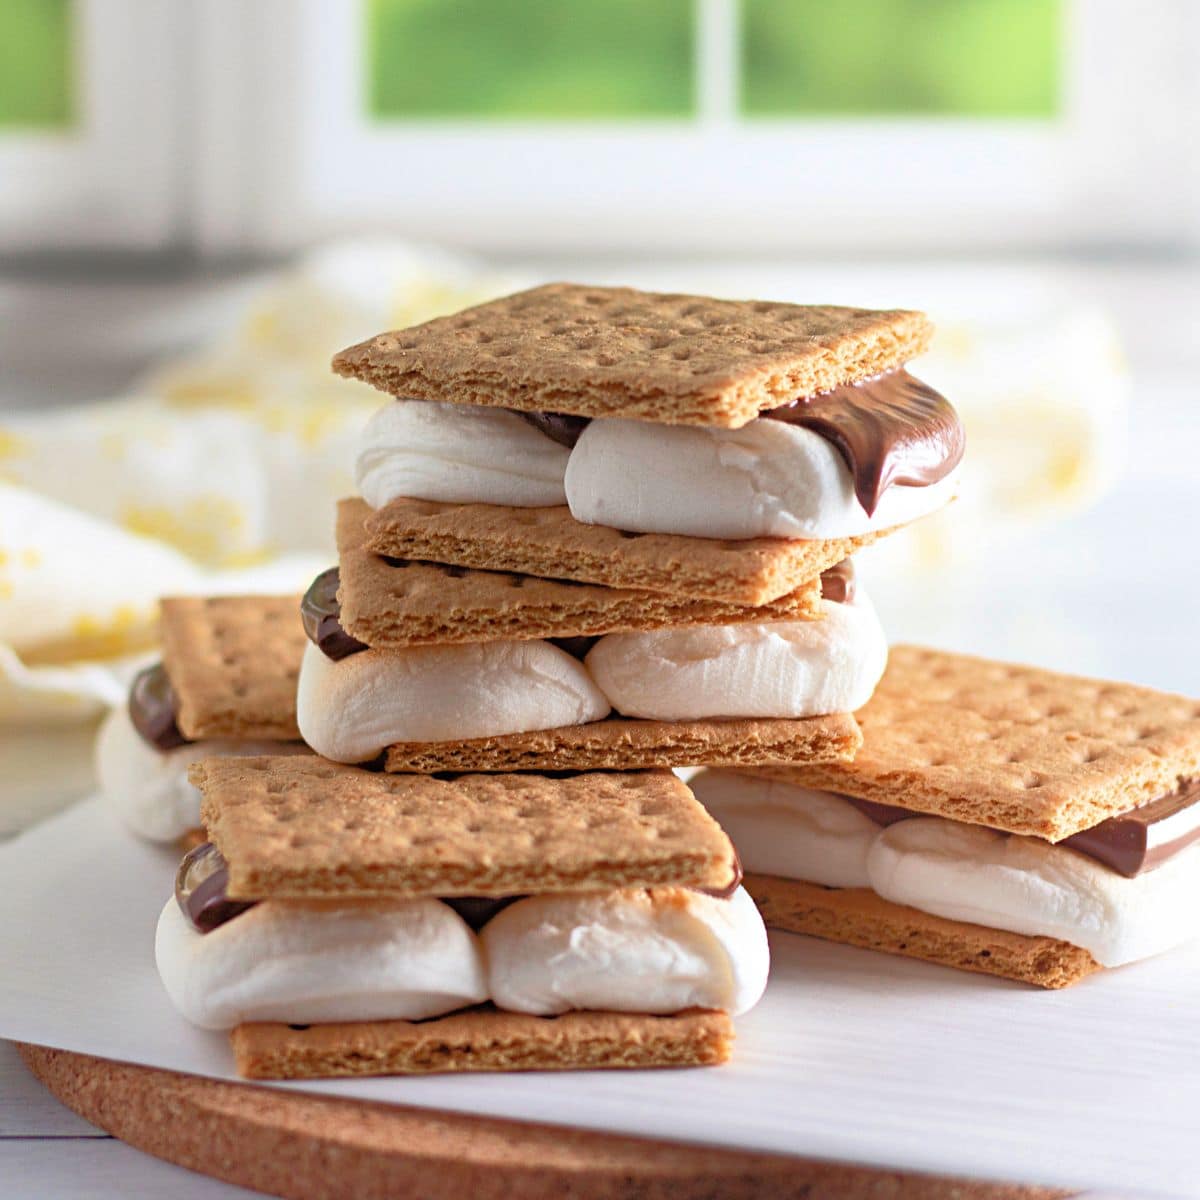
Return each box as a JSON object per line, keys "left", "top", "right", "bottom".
{"left": 564, "top": 417, "right": 960, "bottom": 541}
{"left": 156, "top": 896, "right": 488, "bottom": 1029}
{"left": 356, "top": 399, "right": 569, "bottom": 510}
{"left": 484, "top": 887, "right": 768, "bottom": 1017}
{"left": 296, "top": 640, "right": 610, "bottom": 763}
{"left": 584, "top": 588, "right": 887, "bottom": 721}
{"left": 95, "top": 705, "right": 307, "bottom": 843}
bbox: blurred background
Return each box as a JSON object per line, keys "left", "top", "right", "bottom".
{"left": 1, "top": 0, "right": 1197, "bottom": 822}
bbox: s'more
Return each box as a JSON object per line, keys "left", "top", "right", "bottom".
{"left": 293, "top": 497, "right": 872, "bottom": 771}
{"left": 296, "top": 284, "right": 965, "bottom": 769}
{"left": 692, "top": 646, "right": 1200, "bottom": 988}
{"left": 155, "top": 758, "right": 767, "bottom": 1079}
{"left": 95, "top": 596, "right": 308, "bottom": 843}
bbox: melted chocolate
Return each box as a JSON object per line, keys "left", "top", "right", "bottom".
{"left": 517, "top": 410, "right": 591, "bottom": 449}
{"left": 699, "top": 851, "right": 744, "bottom": 900}
{"left": 128, "top": 663, "right": 189, "bottom": 751}
{"left": 819, "top": 559, "right": 856, "bottom": 605}
{"left": 845, "top": 780, "right": 1200, "bottom": 878}
{"left": 443, "top": 896, "right": 522, "bottom": 931}
{"left": 301, "top": 567, "right": 369, "bottom": 661}
{"left": 764, "top": 370, "right": 964, "bottom": 517}
{"left": 175, "top": 842, "right": 256, "bottom": 933}
{"left": 549, "top": 635, "right": 600, "bottom": 661}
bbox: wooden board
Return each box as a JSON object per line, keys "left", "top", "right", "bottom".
{"left": 17, "top": 1044, "right": 1071, "bottom": 1200}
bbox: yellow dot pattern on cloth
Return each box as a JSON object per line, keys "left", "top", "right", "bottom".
{"left": 121, "top": 497, "right": 250, "bottom": 567}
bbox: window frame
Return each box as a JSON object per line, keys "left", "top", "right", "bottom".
{"left": 186, "top": 0, "right": 1191, "bottom": 256}
{"left": 0, "top": 0, "right": 180, "bottom": 253}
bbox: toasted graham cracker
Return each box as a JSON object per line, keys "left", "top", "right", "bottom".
{"left": 384, "top": 714, "right": 860, "bottom": 774}
{"left": 332, "top": 283, "right": 932, "bottom": 430}
{"left": 160, "top": 596, "right": 306, "bottom": 741}
{"left": 338, "top": 497, "right": 820, "bottom": 645}
{"left": 757, "top": 645, "right": 1200, "bottom": 841}
{"left": 745, "top": 874, "right": 1100, "bottom": 990}
{"left": 365, "top": 498, "right": 883, "bottom": 606}
{"left": 193, "top": 758, "right": 738, "bottom": 899}
{"left": 231, "top": 1008, "right": 732, "bottom": 1080}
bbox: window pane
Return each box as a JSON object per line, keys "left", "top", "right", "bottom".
{"left": 367, "top": 0, "right": 695, "bottom": 119}
{"left": 0, "top": 0, "right": 73, "bottom": 129}
{"left": 741, "top": 0, "right": 1061, "bottom": 118}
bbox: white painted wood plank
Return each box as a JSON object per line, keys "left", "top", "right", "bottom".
{"left": 0, "top": 1140, "right": 264, "bottom": 1199}
{"left": 0, "top": 1041, "right": 101, "bottom": 1138}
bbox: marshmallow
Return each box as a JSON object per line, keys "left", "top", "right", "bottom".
{"left": 94, "top": 705, "right": 308, "bottom": 843}
{"left": 356, "top": 400, "right": 569, "bottom": 510}
{"left": 584, "top": 589, "right": 888, "bottom": 721}
{"left": 868, "top": 817, "right": 1200, "bottom": 968}
{"left": 483, "top": 887, "right": 769, "bottom": 1017}
{"left": 690, "top": 770, "right": 878, "bottom": 888}
{"left": 564, "top": 416, "right": 960, "bottom": 540}
{"left": 296, "top": 640, "right": 610, "bottom": 763}
{"left": 155, "top": 897, "right": 488, "bottom": 1029}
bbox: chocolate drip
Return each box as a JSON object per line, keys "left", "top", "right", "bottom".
{"left": 698, "top": 851, "right": 744, "bottom": 900}
{"left": 128, "top": 663, "right": 189, "bottom": 752}
{"left": 549, "top": 635, "right": 600, "bottom": 661}
{"left": 443, "top": 896, "right": 523, "bottom": 931}
{"left": 517, "top": 410, "right": 591, "bottom": 448}
{"left": 819, "top": 559, "right": 856, "bottom": 605}
{"left": 764, "top": 369, "right": 964, "bottom": 517}
{"left": 844, "top": 780, "right": 1200, "bottom": 878}
{"left": 175, "top": 842, "right": 256, "bottom": 933}
{"left": 301, "top": 567, "right": 369, "bottom": 661}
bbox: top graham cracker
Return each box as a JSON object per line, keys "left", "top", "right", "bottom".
{"left": 192, "top": 757, "right": 739, "bottom": 900}
{"left": 757, "top": 645, "right": 1200, "bottom": 841}
{"left": 331, "top": 283, "right": 933, "bottom": 429}
{"left": 160, "top": 595, "right": 306, "bottom": 741}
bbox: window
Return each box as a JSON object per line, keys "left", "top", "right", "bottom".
{"left": 740, "top": 0, "right": 1061, "bottom": 118}
{"left": 366, "top": 0, "right": 695, "bottom": 119}
{"left": 0, "top": 0, "right": 74, "bottom": 129}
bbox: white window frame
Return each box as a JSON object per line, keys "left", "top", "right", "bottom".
{"left": 187, "top": 0, "right": 1196, "bottom": 257}
{"left": 0, "top": 0, "right": 179, "bottom": 253}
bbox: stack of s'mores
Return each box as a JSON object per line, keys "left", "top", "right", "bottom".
{"left": 98, "top": 283, "right": 1194, "bottom": 1076}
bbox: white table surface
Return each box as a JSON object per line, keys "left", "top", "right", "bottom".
{"left": 2, "top": 254, "right": 1198, "bottom": 1198}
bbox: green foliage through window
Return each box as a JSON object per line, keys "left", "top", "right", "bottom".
{"left": 367, "top": 0, "right": 695, "bottom": 119}
{"left": 741, "top": 0, "right": 1061, "bottom": 118}
{"left": 0, "top": 0, "right": 73, "bottom": 129}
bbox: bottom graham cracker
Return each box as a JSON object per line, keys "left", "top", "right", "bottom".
{"left": 744, "top": 874, "right": 1101, "bottom": 990}
{"left": 384, "top": 713, "right": 860, "bottom": 773}
{"left": 231, "top": 1007, "right": 734, "bottom": 1080}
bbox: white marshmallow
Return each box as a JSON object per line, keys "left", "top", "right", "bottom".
{"left": 564, "top": 416, "right": 960, "bottom": 540}
{"left": 296, "top": 640, "right": 610, "bottom": 763}
{"left": 155, "top": 897, "right": 488, "bottom": 1030}
{"left": 690, "top": 770, "right": 878, "bottom": 888}
{"left": 584, "top": 589, "right": 888, "bottom": 721}
{"left": 483, "top": 887, "right": 769, "bottom": 1017}
{"left": 355, "top": 400, "right": 569, "bottom": 509}
{"left": 94, "top": 705, "right": 308, "bottom": 843}
{"left": 867, "top": 817, "right": 1200, "bottom": 968}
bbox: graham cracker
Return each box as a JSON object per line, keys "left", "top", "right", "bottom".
{"left": 332, "top": 283, "right": 932, "bottom": 430}
{"left": 231, "top": 1008, "right": 733, "bottom": 1080}
{"left": 383, "top": 714, "right": 861, "bottom": 774}
{"left": 337, "top": 498, "right": 821, "bottom": 645}
{"left": 756, "top": 645, "right": 1200, "bottom": 841}
{"left": 365, "top": 497, "right": 884, "bottom": 606}
{"left": 192, "top": 758, "right": 739, "bottom": 899}
{"left": 745, "top": 874, "right": 1101, "bottom": 990}
{"left": 160, "top": 595, "right": 306, "bottom": 741}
